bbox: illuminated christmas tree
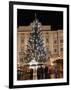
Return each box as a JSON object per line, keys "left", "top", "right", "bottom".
{"left": 24, "top": 14, "right": 47, "bottom": 63}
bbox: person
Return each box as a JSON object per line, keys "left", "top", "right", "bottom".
{"left": 30, "top": 68, "right": 33, "bottom": 80}
{"left": 17, "top": 70, "right": 21, "bottom": 80}
{"left": 54, "top": 64, "right": 58, "bottom": 78}
{"left": 37, "top": 66, "right": 41, "bottom": 79}
{"left": 45, "top": 65, "right": 48, "bottom": 79}
{"left": 42, "top": 65, "right": 45, "bottom": 79}
{"left": 39, "top": 65, "right": 45, "bottom": 79}
{"left": 40, "top": 65, "right": 44, "bottom": 79}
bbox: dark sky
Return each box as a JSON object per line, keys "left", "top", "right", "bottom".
{"left": 17, "top": 9, "right": 63, "bottom": 30}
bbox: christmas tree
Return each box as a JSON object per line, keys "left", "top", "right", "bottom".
{"left": 24, "top": 14, "right": 47, "bottom": 63}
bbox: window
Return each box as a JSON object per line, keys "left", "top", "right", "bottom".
{"left": 54, "top": 49, "right": 57, "bottom": 52}
{"left": 21, "top": 48, "right": 24, "bottom": 52}
{"left": 46, "top": 38, "right": 49, "bottom": 43}
{"left": 21, "top": 33, "right": 24, "bottom": 36}
{"left": 60, "top": 48, "right": 63, "bottom": 51}
{"left": 21, "top": 39, "right": 24, "bottom": 43}
{"left": 20, "top": 58, "right": 23, "bottom": 62}
{"left": 46, "top": 33, "right": 48, "bottom": 35}
{"left": 20, "top": 33, "right": 24, "bottom": 43}
{"left": 54, "top": 40, "right": 57, "bottom": 44}
{"left": 60, "top": 39, "right": 63, "bottom": 43}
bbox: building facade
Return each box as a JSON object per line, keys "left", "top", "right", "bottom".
{"left": 17, "top": 24, "right": 63, "bottom": 67}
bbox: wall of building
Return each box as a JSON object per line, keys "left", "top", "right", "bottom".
{"left": 17, "top": 25, "right": 63, "bottom": 66}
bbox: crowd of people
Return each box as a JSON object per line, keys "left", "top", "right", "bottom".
{"left": 37, "top": 64, "right": 60, "bottom": 79}
{"left": 37, "top": 65, "right": 50, "bottom": 79}
{"left": 17, "top": 65, "right": 33, "bottom": 80}
{"left": 17, "top": 64, "right": 63, "bottom": 80}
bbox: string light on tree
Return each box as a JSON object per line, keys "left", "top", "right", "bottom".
{"left": 24, "top": 13, "right": 48, "bottom": 64}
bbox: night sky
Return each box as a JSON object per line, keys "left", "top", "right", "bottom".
{"left": 17, "top": 9, "right": 63, "bottom": 30}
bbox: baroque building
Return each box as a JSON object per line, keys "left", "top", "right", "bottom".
{"left": 17, "top": 24, "right": 63, "bottom": 66}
